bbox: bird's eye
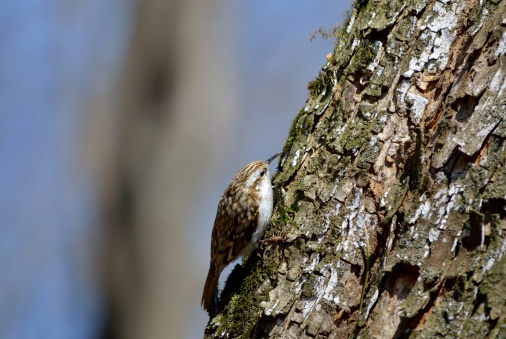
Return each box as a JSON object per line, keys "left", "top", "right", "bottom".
{"left": 259, "top": 170, "right": 265, "bottom": 176}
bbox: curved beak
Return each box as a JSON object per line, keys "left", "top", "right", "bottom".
{"left": 266, "top": 152, "right": 282, "bottom": 165}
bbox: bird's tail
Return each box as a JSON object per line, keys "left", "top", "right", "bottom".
{"left": 202, "top": 268, "right": 219, "bottom": 312}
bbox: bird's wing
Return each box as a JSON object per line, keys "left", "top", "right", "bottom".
{"left": 211, "top": 191, "right": 259, "bottom": 271}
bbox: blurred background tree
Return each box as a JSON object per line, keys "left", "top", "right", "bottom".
{"left": 0, "top": 0, "right": 343, "bottom": 338}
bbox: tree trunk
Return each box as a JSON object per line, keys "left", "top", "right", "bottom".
{"left": 105, "top": 1, "right": 237, "bottom": 338}
{"left": 205, "top": 0, "right": 506, "bottom": 337}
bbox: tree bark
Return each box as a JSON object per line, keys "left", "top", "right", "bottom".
{"left": 205, "top": 0, "right": 506, "bottom": 338}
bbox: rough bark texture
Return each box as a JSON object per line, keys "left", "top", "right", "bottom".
{"left": 205, "top": 0, "right": 506, "bottom": 338}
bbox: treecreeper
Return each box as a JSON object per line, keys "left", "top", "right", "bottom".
{"left": 201, "top": 153, "right": 281, "bottom": 312}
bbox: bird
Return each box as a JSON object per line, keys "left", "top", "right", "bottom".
{"left": 201, "top": 153, "right": 280, "bottom": 312}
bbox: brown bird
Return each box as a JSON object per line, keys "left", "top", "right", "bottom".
{"left": 201, "top": 153, "right": 280, "bottom": 312}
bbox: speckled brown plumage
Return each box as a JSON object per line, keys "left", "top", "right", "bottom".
{"left": 202, "top": 154, "right": 279, "bottom": 312}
